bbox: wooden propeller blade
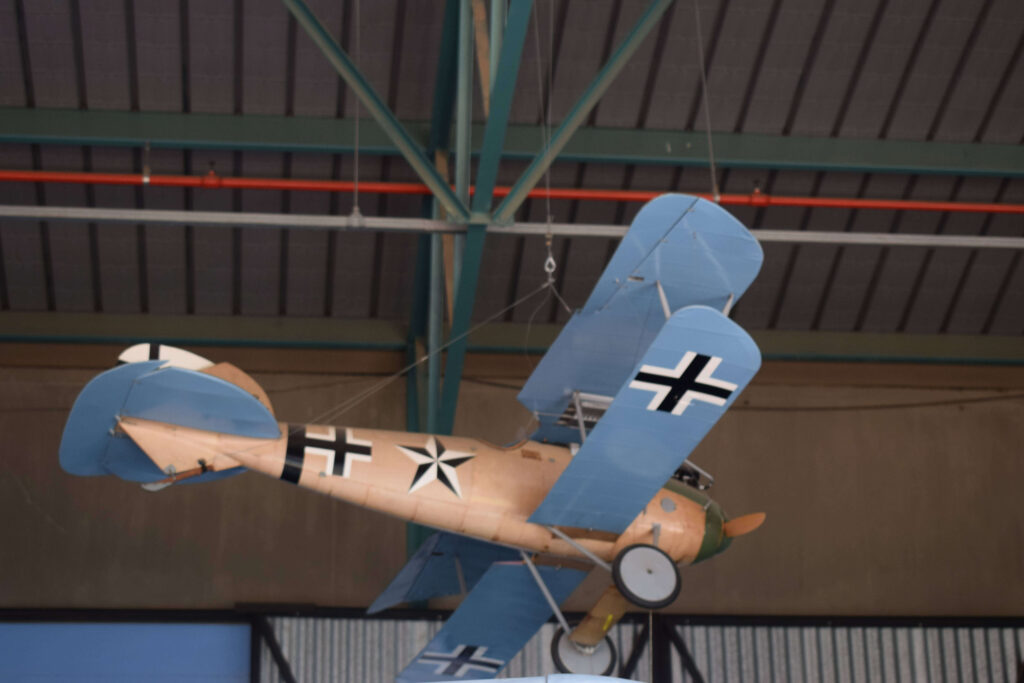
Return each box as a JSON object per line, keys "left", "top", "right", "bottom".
{"left": 569, "top": 585, "right": 632, "bottom": 647}
{"left": 723, "top": 512, "right": 766, "bottom": 538}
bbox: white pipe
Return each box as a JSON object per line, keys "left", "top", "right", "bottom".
{"left": 1, "top": 205, "right": 1021, "bottom": 249}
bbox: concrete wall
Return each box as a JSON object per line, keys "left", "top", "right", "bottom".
{"left": 1, "top": 351, "right": 1022, "bottom": 616}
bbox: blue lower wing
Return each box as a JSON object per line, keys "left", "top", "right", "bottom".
{"left": 528, "top": 305, "right": 761, "bottom": 533}
{"left": 369, "top": 532, "right": 520, "bottom": 614}
{"left": 396, "top": 562, "right": 587, "bottom": 682}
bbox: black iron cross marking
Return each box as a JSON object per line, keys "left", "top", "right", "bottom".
{"left": 419, "top": 644, "right": 503, "bottom": 677}
{"left": 281, "top": 425, "right": 371, "bottom": 484}
{"left": 629, "top": 352, "right": 737, "bottom": 416}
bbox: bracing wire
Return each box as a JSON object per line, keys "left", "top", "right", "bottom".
{"left": 692, "top": 0, "right": 720, "bottom": 202}
{"left": 283, "top": 279, "right": 556, "bottom": 432}
{"left": 206, "top": 279, "right": 558, "bottom": 467}
{"left": 351, "top": 0, "right": 362, "bottom": 217}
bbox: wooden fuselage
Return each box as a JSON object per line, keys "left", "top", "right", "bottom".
{"left": 119, "top": 417, "right": 716, "bottom": 566}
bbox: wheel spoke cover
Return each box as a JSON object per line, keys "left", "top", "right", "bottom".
{"left": 550, "top": 627, "right": 616, "bottom": 675}
{"left": 612, "top": 544, "right": 681, "bottom": 609}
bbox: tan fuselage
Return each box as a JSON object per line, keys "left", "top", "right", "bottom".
{"left": 119, "top": 417, "right": 711, "bottom": 565}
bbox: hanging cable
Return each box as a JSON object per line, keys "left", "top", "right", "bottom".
{"left": 280, "top": 278, "right": 555, "bottom": 431}
{"left": 692, "top": 0, "right": 720, "bottom": 202}
{"left": 351, "top": 0, "right": 362, "bottom": 221}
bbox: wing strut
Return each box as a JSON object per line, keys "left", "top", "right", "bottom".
{"left": 546, "top": 527, "right": 612, "bottom": 572}
{"left": 518, "top": 550, "right": 573, "bottom": 637}
{"left": 571, "top": 391, "right": 588, "bottom": 443}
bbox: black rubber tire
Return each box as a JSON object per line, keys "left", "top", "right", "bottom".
{"left": 550, "top": 625, "right": 617, "bottom": 676}
{"left": 612, "top": 543, "right": 682, "bottom": 610}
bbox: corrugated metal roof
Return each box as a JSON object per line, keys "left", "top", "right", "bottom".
{"left": 0, "top": 0, "right": 1021, "bottom": 337}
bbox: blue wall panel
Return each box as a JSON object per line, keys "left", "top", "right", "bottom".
{"left": 0, "top": 623, "right": 250, "bottom": 681}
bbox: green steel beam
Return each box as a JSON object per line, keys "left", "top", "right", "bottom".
{"left": 405, "top": 233, "right": 432, "bottom": 434}
{"left": 428, "top": 0, "right": 462, "bottom": 156}
{"left": 438, "top": 0, "right": 534, "bottom": 434}
{"left": 5, "top": 108, "right": 1024, "bottom": 178}
{"left": 281, "top": 0, "right": 469, "bottom": 221}
{"left": 454, "top": 0, "right": 474, "bottom": 206}
{"left": 472, "top": 0, "right": 533, "bottom": 215}
{"left": 3, "top": 312, "right": 1024, "bottom": 366}
{"left": 493, "top": 0, "right": 676, "bottom": 223}
{"left": 410, "top": 0, "right": 462, "bottom": 561}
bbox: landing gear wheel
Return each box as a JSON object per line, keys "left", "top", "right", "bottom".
{"left": 550, "top": 625, "right": 617, "bottom": 675}
{"left": 612, "top": 543, "right": 681, "bottom": 609}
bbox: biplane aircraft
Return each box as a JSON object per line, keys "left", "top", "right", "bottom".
{"left": 59, "top": 194, "right": 766, "bottom": 681}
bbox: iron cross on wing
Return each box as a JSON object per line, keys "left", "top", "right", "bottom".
{"left": 628, "top": 351, "right": 737, "bottom": 415}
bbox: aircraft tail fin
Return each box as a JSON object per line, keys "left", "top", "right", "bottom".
{"left": 59, "top": 349, "right": 280, "bottom": 486}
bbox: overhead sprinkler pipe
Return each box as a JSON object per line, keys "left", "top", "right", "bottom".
{"left": 2, "top": 169, "right": 1023, "bottom": 215}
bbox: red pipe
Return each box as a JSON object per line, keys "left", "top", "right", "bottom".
{"left": 2, "top": 169, "right": 1022, "bottom": 214}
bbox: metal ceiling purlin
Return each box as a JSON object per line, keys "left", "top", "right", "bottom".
{"left": 492, "top": 0, "right": 677, "bottom": 224}
{"left": 438, "top": 0, "right": 534, "bottom": 435}
{"left": 4, "top": 205, "right": 1024, "bottom": 248}
{"left": 280, "top": 0, "right": 469, "bottom": 221}
{"left": 6, "top": 108, "right": 1024, "bottom": 178}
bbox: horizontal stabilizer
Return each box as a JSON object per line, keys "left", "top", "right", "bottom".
{"left": 368, "top": 532, "right": 519, "bottom": 614}
{"left": 397, "top": 561, "right": 587, "bottom": 682}
{"left": 120, "top": 366, "right": 279, "bottom": 439}
{"left": 519, "top": 194, "right": 762, "bottom": 444}
{"left": 529, "top": 305, "right": 761, "bottom": 533}
{"left": 59, "top": 358, "right": 277, "bottom": 483}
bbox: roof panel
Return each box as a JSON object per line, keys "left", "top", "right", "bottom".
{"left": 549, "top": 1, "right": 618, "bottom": 125}
{"left": 239, "top": 226, "right": 283, "bottom": 316}
{"left": 788, "top": 0, "right": 884, "bottom": 137}
{"left": 392, "top": 2, "right": 443, "bottom": 120}
{"left": 79, "top": 2, "right": 131, "bottom": 110}
{"left": 885, "top": 0, "right": 985, "bottom": 142}
{"left": 1, "top": 220, "right": 47, "bottom": 311}
{"left": 932, "top": 0, "right": 1024, "bottom": 142}
{"left": 342, "top": 0, "right": 399, "bottom": 118}
{"left": 284, "top": 227, "right": 330, "bottom": 318}
{"left": 591, "top": 0, "right": 662, "bottom": 128}
{"left": 978, "top": 52, "right": 1024, "bottom": 144}
{"left": 188, "top": 3, "right": 236, "bottom": 114}
{"left": 24, "top": 1, "right": 78, "bottom": 109}
{"left": 142, "top": 223, "right": 187, "bottom": 316}
{"left": 985, "top": 254, "right": 1023, "bottom": 335}
{"left": 739, "top": 0, "right": 825, "bottom": 135}
{"left": 328, "top": 231, "right": 376, "bottom": 319}
{"left": 837, "top": 0, "right": 934, "bottom": 138}
{"left": 291, "top": 1, "right": 344, "bottom": 118}
{"left": 94, "top": 221, "right": 141, "bottom": 314}
{"left": 374, "top": 232, "right": 418, "bottom": 320}
{"left": 643, "top": 0, "right": 713, "bottom": 131}
{"left": 242, "top": 0, "right": 290, "bottom": 116}
{"left": 0, "top": 2, "right": 26, "bottom": 106}
{"left": 133, "top": 0, "right": 183, "bottom": 112}
{"left": 698, "top": 0, "right": 776, "bottom": 133}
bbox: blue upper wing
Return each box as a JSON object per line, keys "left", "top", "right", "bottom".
{"left": 528, "top": 306, "right": 761, "bottom": 533}
{"left": 396, "top": 562, "right": 586, "bottom": 682}
{"left": 517, "top": 194, "right": 762, "bottom": 445}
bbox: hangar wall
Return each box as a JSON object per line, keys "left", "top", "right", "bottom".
{"left": 1, "top": 350, "right": 1022, "bottom": 617}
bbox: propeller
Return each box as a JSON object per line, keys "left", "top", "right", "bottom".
{"left": 723, "top": 512, "right": 766, "bottom": 538}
